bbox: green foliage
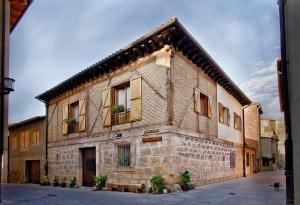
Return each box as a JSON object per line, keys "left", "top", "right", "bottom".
{"left": 69, "top": 177, "right": 77, "bottom": 188}
{"left": 52, "top": 176, "right": 59, "bottom": 187}
{"left": 112, "top": 105, "right": 125, "bottom": 114}
{"left": 150, "top": 175, "right": 165, "bottom": 194}
{"left": 67, "top": 118, "right": 76, "bottom": 126}
{"left": 40, "top": 175, "right": 50, "bottom": 186}
{"left": 59, "top": 176, "right": 67, "bottom": 187}
{"left": 179, "top": 170, "right": 193, "bottom": 191}
{"left": 93, "top": 175, "right": 107, "bottom": 190}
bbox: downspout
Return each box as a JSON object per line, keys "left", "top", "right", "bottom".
{"left": 45, "top": 103, "right": 49, "bottom": 176}
{"left": 278, "top": 0, "right": 294, "bottom": 204}
{"left": 0, "top": 0, "right": 7, "bottom": 202}
{"left": 242, "top": 104, "right": 251, "bottom": 177}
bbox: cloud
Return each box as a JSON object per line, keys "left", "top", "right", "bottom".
{"left": 241, "top": 59, "right": 283, "bottom": 119}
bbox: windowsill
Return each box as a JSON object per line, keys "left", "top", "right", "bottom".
{"left": 234, "top": 127, "right": 242, "bottom": 131}
{"left": 219, "top": 121, "right": 230, "bottom": 126}
{"left": 115, "top": 166, "right": 133, "bottom": 172}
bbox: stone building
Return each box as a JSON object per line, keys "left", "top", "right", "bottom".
{"left": 36, "top": 19, "right": 259, "bottom": 190}
{"left": 244, "top": 103, "right": 263, "bottom": 176}
{"left": 8, "top": 116, "right": 46, "bottom": 183}
{"left": 260, "top": 118, "right": 285, "bottom": 171}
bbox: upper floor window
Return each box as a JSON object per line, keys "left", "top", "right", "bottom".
{"left": 112, "top": 83, "right": 131, "bottom": 125}
{"left": 234, "top": 112, "right": 242, "bottom": 130}
{"left": 32, "top": 131, "right": 40, "bottom": 145}
{"left": 194, "top": 88, "right": 212, "bottom": 118}
{"left": 11, "top": 136, "right": 17, "bottom": 150}
{"left": 69, "top": 101, "right": 79, "bottom": 133}
{"left": 219, "top": 103, "right": 230, "bottom": 126}
{"left": 20, "top": 131, "right": 29, "bottom": 150}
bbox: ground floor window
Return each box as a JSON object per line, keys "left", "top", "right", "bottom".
{"left": 230, "top": 151, "right": 236, "bottom": 168}
{"left": 246, "top": 153, "right": 250, "bottom": 166}
{"left": 118, "top": 144, "right": 131, "bottom": 167}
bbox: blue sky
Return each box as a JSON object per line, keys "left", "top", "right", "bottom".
{"left": 9, "top": 0, "right": 282, "bottom": 123}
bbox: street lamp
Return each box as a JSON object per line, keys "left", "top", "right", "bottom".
{"left": 0, "top": 77, "right": 15, "bottom": 95}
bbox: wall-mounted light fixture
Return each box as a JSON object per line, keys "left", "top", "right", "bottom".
{"left": 0, "top": 77, "right": 15, "bottom": 95}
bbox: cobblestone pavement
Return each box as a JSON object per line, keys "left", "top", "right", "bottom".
{"left": 0, "top": 170, "right": 285, "bottom": 205}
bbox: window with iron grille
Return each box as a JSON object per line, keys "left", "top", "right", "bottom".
{"left": 118, "top": 144, "right": 131, "bottom": 167}
{"left": 230, "top": 151, "right": 236, "bottom": 168}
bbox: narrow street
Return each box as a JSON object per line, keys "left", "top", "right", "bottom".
{"left": 0, "top": 171, "right": 285, "bottom": 205}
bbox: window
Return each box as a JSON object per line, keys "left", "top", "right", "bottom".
{"left": 234, "top": 112, "right": 242, "bottom": 130}
{"left": 32, "top": 131, "right": 40, "bottom": 145}
{"left": 20, "top": 131, "right": 29, "bottom": 150}
{"left": 194, "top": 88, "right": 212, "bottom": 118}
{"left": 230, "top": 151, "right": 236, "bottom": 168}
{"left": 11, "top": 136, "right": 17, "bottom": 150}
{"left": 200, "top": 93, "right": 208, "bottom": 117}
{"left": 69, "top": 101, "right": 79, "bottom": 133}
{"left": 246, "top": 153, "right": 250, "bottom": 167}
{"left": 112, "top": 83, "right": 131, "bottom": 125}
{"left": 219, "top": 103, "right": 230, "bottom": 126}
{"left": 118, "top": 144, "right": 131, "bottom": 167}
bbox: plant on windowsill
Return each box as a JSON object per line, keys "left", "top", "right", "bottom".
{"left": 59, "top": 176, "right": 67, "bottom": 188}
{"left": 52, "top": 176, "right": 59, "bottom": 187}
{"left": 179, "top": 170, "right": 194, "bottom": 191}
{"left": 112, "top": 104, "right": 125, "bottom": 114}
{"left": 69, "top": 177, "right": 77, "bottom": 188}
{"left": 40, "top": 175, "right": 50, "bottom": 186}
{"left": 93, "top": 175, "right": 107, "bottom": 191}
{"left": 67, "top": 118, "right": 77, "bottom": 133}
{"left": 150, "top": 175, "right": 166, "bottom": 194}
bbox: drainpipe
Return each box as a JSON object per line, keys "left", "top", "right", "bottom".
{"left": 242, "top": 104, "right": 251, "bottom": 177}
{"left": 278, "top": 0, "right": 294, "bottom": 204}
{"left": 45, "top": 103, "right": 49, "bottom": 176}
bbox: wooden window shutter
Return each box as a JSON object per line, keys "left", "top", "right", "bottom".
{"left": 24, "top": 131, "right": 29, "bottom": 149}
{"left": 102, "top": 88, "right": 112, "bottom": 126}
{"left": 194, "top": 88, "right": 200, "bottom": 113}
{"left": 227, "top": 110, "right": 231, "bottom": 126}
{"left": 78, "top": 97, "right": 86, "bottom": 132}
{"left": 63, "top": 104, "right": 69, "bottom": 135}
{"left": 130, "top": 76, "right": 142, "bottom": 121}
{"left": 218, "top": 103, "right": 224, "bottom": 123}
{"left": 208, "top": 97, "right": 212, "bottom": 118}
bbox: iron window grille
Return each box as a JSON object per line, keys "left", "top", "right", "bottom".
{"left": 118, "top": 144, "right": 131, "bottom": 167}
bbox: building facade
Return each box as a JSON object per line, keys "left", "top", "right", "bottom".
{"left": 8, "top": 116, "right": 46, "bottom": 184}
{"left": 244, "top": 103, "right": 262, "bottom": 176}
{"left": 37, "top": 19, "right": 259, "bottom": 190}
{"left": 260, "top": 118, "right": 285, "bottom": 171}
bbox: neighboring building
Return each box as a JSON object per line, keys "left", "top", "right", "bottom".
{"left": 8, "top": 116, "right": 46, "bottom": 184}
{"left": 260, "top": 118, "right": 285, "bottom": 171}
{"left": 278, "top": 0, "right": 299, "bottom": 204}
{"left": 36, "top": 19, "right": 258, "bottom": 190}
{"left": 1, "top": 0, "right": 32, "bottom": 183}
{"left": 244, "top": 103, "right": 263, "bottom": 176}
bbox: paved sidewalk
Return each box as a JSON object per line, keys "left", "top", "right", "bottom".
{"left": 0, "top": 170, "right": 285, "bottom": 205}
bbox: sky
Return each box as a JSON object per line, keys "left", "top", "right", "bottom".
{"left": 9, "top": 0, "right": 282, "bottom": 123}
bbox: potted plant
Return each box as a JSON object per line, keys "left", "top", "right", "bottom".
{"left": 52, "top": 176, "right": 59, "bottom": 187}
{"left": 67, "top": 118, "right": 77, "bottom": 132}
{"left": 150, "top": 175, "right": 165, "bottom": 194}
{"left": 112, "top": 105, "right": 125, "bottom": 114}
{"left": 40, "top": 175, "right": 50, "bottom": 186}
{"left": 179, "top": 170, "right": 193, "bottom": 191}
{"left": 93, "top": 175, "right": 107, "bottom": 191}
{"left": 59, "top": 176, "right": 67, "bottom": 187}
{"left": 69, "top": 177, "right": 77, "bottom": 188}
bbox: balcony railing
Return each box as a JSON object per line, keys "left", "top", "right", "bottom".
{"left": 112, "top": 109, "right": 130, "bottom": 125}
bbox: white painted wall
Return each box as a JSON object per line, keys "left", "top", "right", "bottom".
{"left": 217, "top": 85, "right": 243, "bottom": 144}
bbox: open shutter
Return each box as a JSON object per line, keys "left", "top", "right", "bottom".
{"left": 194, "top": 88, "right": 200, "bottom": 113}
{"left": 228, "top": 110, "right": 231, "bottom": 126}
{"left": 63, "top": 104, "right": 69, "bottom": 135}
{"left": 218, "top": 103, "right": 224, "bottom": 123}
{"left": 208, "top": 97, "right": 212, "bottom": 118}
{"left": 130, "top": 76, "right": 142, "bottom": 121}
{"left": 102, "top": 88, "right": 111, "bottom": 126}
{"left": 78, "top": 97, "right": 86, "bottom": 132}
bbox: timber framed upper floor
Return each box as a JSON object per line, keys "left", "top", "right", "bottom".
{"left": 36, "top": 18, "right": 253, "bottom": 143}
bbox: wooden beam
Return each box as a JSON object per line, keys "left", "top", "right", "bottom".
{"left": 148, "top": 39, "right": 157, "bottom": 50}
{"left": 157, "top": 34, "right": 164, "bottom": 47}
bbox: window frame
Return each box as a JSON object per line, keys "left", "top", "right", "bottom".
{"left": 112, "top": 82, "right": 131, "bottom": 125}
{"left": 117, "top": 144, "right": 131, "bottom": 167}
{"left": 20, "top": 131, "right": 29, "bottom": 150}
{"left": 219, "top": 103, "right": 230, "bottom": 126}
{"left": 11, "top": 135, "right": 17, "bottom": 150}
{"left": 234, "top": 112, "right": 242, "bottom": 131}
{"left": 200, "top": 93, "right": 209, "bottom": 117}
{"left": 32, "top": 130, "right": 40, "bottom": 145}
{"left": 68, "top": 101, "right": 79, "bottom": 133}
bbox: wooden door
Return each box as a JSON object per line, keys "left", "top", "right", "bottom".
{"left": 27, "top": 160, "right": 40, "bottom": 184}
{"left": 82, "top": 147, "right": 96, "bottom": 186}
